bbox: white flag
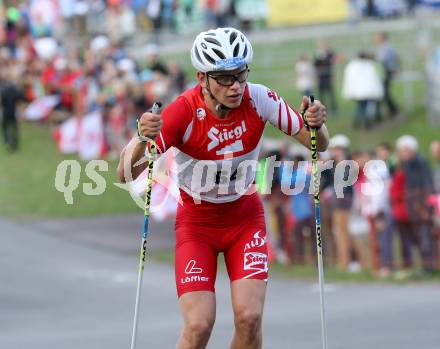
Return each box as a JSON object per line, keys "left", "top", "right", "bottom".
{"left": 54, "top": 117, "right": 80, "bottom": 154}
{"left": 23, "top": 95, "right": 59, "bottom": 121}
{"left": 78, "top": 111, "right": 105, "bottom": 160}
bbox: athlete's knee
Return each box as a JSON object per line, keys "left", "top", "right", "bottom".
{"left": 234, "top": 306, "right": 263, "bottom": 337}
{"left": 183, "top": 318, "right": 215, "bottom": 343}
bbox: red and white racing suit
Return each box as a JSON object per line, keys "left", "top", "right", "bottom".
{"left": 153, "top": 83, "right": 303, "bottom": 297}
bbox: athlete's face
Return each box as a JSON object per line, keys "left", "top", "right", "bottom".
{"left": 199, "top": 67, "right": 249, "bottom": 109}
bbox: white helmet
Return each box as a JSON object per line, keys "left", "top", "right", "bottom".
{"left": 191, "top": 27, "right": 253, "bottom": 72}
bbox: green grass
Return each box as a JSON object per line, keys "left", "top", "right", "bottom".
{"left": 1, "top": 26, "right": 440, "bottom": 218}
{"left": 0, "top": 122, "right": 141, "bottom": 218}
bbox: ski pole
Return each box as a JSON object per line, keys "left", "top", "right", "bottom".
{"left": 302, "top": 95, "right": 328, "bottom": 349}
{"left": 130, "top": 102, "right": 162, "bottom": 349}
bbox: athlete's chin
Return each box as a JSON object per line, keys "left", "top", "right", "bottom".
{"left": 223, "top": 96, "right": 243, "bottom": 109}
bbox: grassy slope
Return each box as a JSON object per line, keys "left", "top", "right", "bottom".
{"left": 0, "top": 123, "right": 139, "bottom": 217}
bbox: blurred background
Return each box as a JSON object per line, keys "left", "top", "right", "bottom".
{"left": 1, "top": 1, "right": 440, "bottom": 348}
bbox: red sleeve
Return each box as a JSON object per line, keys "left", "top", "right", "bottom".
{"left": 155, "top": 96, "right": 192, "bottom": 154}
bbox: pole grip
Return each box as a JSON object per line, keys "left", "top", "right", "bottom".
{"left": 151, "top": 102, "right": 162, "bottom": 115}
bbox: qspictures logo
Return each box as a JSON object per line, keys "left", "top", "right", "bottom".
{"left": 54, "top": 146, "right": 388, "bottom": 209}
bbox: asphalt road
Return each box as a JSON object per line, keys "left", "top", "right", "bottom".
{"left": 1, "top": 217, "right": 439, "bottom": 349}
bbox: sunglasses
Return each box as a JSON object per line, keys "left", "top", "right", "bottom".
{"left": 207, "top": 68, "right": 249, "bottom": 87}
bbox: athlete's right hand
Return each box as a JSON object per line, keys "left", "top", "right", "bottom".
{"left": 137, "top": 111, "right": 162, "bottom": 141}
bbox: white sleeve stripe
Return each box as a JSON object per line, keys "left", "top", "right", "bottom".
{"left": 280, "top": 101, "right": 288, "bottom": 133}
{"left": 293, "top": 108, "right": 303, "bottom": 133}
{"left": 159, "top": 133, "right": 166, "bottom": 152}
{"left": 182, "top": 120, "right": 193, "bottom": 145}
{"left": 284, "top": 101, "right": 292, "bottom": 135}
{"left": 277, "top": 103, "right": 282, "bottom": 130}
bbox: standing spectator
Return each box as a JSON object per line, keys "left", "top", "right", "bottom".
{"left": 46, "top": 57, "right": 82, "bottom": 114}
{"left": 146, "top": 0, "right": 163, "bottom": 41}
{"left": 314, "top": 39, "right": 338, "bottom": 114}
{"left": 430, "top": 140, "right": 440, "bottom": 269}
{"left": 144, "top": 43, "right": 168, "bottom": 76}
{"left": 262, "top": 150, "right": 287, "bottom": 263}
{"left": 356, "top": 150, "right": 394, "bottom": 275}
{"left": 391, "top": 135, "right": 435, "bottom": 274}
{"left": 389, "top": 160, "right": 409, "bottom": 272}
{"left": 342, "top": 51, "right": 383, "bottom": 129}
{"left": 328, "top": 134, "right": 354, "bottom": 271}
{"left": 202, "top": 0, "right": 217, "bottom": 28}
{"left": 347, "top": 0, "right": 361, "bottom": 25}
{"left": 406, "top": 0, "right": 417, "bottom": 14}
{"left": 295, "top": 54, "right": 315, "bottom": 98}
{"left": 202, "top": 0, "right": 231, "bottom": 28}
{"left": 5, "top": 6, "right": 20, "bottom": 57}
{"left": 431, "top": 140, "right": 440, "bottom": 193}
{"left": 365, "top": 0, "right": 376, "bottom": 17}
{"left": 131, "top": 0, "right": 149, "bottom": 29}
{"left": 375, "top": 32, "right": 400, "bottom": 118}
{"left": 181, "top": 0, "right": 195, "bottom": 20}
{"left": 168, "top": 61, "right": 186, "bottom": 98}
{"left": 1, "top": 67, "right": 25, "bottom": 151}
{"left": 283, "top": 155, "right": 315, "bottom": 264}
{"left": 376, "top": 141, "right": 397, "bottom": 175}
{"left": 374, "top": 143, "right": 396, "bottom": 276}
{"left": 272, "top": 145, "right": 292, "bottom": 264}
{"left": 106, "top": 2, "right": 136, "bottom": 44}
{"left": 349, "top": 151, "right": 371, "bottom": 272}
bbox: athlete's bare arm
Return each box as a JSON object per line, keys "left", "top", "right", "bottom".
{"left": 117, "top": 138, "right": 147, "bottom": 183}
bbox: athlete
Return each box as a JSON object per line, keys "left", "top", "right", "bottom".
{"left": 117, "top": 27, "right": 329, "bottom": 349}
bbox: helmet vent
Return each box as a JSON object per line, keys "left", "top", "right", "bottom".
{"left": 203, "top": 52, "right": 216, "bottom": 64}
{"left": 212, "top": 48, "right": 226, "bottom": 59}
{"left": 229, "top": 31, "right": 237, "bottom": 45}
{"left": 195, "top": 48, "right": 203, "bottom": 64}
{"left": 204, "top": 37, "right": 221, "bottom": 47}
{"left": 233, "top": 43, "right": 239, "bottom": 57}
{"left": 243, "top": 45, "right": 248, "bottom": 58}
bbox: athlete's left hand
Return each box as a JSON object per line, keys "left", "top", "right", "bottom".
{"left": 300, "top": 96, "right": 327, "bottom": 129}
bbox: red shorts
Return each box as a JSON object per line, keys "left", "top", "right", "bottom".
{"left": 175, "top": 191, "right": 268, "bottom": 297}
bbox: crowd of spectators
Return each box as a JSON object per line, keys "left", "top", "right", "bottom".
{"left": 348, "top": 0, "right": 431, "bottom": 22}
{"left": 0, "top": 1, "right": 190, "bottom": 155}
{"left": 0, "top": 0, "right": 271, "bottom": 154}
{"left": 0, "top": 1, "right": 266, "bottom": 44}
{"left": 262, "top": 135, "right": 440, "bottom": 278}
